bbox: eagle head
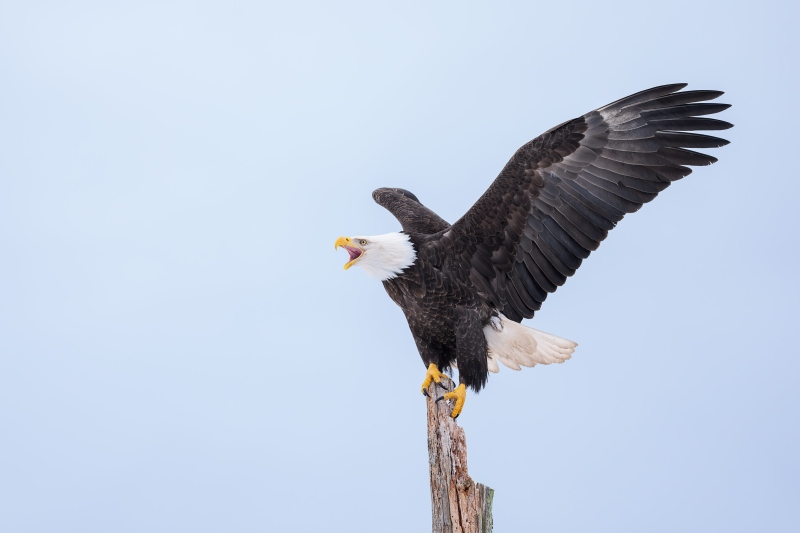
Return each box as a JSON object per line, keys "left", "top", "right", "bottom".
{"left": 334, "top": 233, "right": 417, "bottom": 280}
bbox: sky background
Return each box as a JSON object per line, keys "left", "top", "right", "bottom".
{"left": 1, "top": 1, "right": 798, "bottom": 532}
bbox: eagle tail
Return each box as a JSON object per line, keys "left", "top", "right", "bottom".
{"left": 483, "top": 315, "right": 577, "bottom": 373}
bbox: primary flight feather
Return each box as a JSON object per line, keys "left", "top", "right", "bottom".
{"left": 336, "top": 84, "right": 731, "bottom": 417}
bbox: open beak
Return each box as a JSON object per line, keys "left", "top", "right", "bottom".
{"left": 335, "top": 236, "right": 364, "bottom": 270}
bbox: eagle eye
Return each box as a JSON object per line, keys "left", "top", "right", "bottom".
{"left": 359, "top": 239, "right": 367, "bottom": 246}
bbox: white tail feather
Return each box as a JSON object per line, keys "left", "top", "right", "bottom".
{"left": 483, "top": 315, "right": 577, "bottom": 373}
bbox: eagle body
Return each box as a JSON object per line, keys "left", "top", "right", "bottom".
{"left": 382, "top": 236, "right": 497, "bottom": 392}
{"left": 336, "top": 84, "right": 732, "bottom": 414}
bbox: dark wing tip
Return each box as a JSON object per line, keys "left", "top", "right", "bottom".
{"left": 372, "top": 187, "right": 420, "bottom": 204}
{"left": 655, "top": 131, "right": 731, "bottom": 148}
{"left": 395, "top": 188, "right": 420, "bottom": 202}
{"left": 598, "top": 83, "right": 689, "bottom": 112}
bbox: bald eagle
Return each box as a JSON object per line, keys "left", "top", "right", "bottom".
{"left": 336, "top": 84, "right": 731, "bottom": 417}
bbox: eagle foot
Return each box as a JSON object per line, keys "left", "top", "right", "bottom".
{"left": 436, "top": 383, "right": 466, "bottom": 418}
{"left": 421, "top": 363, "right": 451, "bottom": 397}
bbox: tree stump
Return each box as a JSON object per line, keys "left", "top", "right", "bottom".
{"left": 426, "top": 379, "right": 494, "bottom": 533}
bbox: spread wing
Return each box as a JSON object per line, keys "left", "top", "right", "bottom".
{"left": 438, "top": 84, "right": 732, "bottom": 322}
{"left": 372, "top": 187, "right": 451, "bottom": 234}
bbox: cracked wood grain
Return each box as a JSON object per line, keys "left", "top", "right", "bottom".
{"left": 426, "top": 380, "right": 493, "bottom": 533}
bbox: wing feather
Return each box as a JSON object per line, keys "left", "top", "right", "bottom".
{"left": 431, "top": 84, "right": 731, "bottom": 320}
{"left": 372, "top": 188, "right": 450, "bottom": 234}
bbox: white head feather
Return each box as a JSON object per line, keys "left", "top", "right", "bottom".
{"left": 352, "top": 232, "right": 417, "bottom": 281}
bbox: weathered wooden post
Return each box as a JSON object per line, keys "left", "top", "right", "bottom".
{"left": 426, "top": 379, "right": 494, "bottom": 533}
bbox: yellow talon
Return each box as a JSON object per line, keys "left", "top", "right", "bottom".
{"left": 421, "top": 363, "right": 447, "bottom": 395}
{"left": 439, "top": 383, "right": 467, "bottom": 418}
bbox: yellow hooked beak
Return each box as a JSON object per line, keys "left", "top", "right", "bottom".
{"left": 335, "top": 236, "right": 364, "bottom": 270}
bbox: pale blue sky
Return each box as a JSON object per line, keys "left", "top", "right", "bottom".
{"left": 1, "top": 1, "right": 798, "bottom": 532}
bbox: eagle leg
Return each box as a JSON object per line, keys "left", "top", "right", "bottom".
{"left": 436, "top": 383, "right": 467, "bottom": 419}
{"left": 421, "top": 363, "right": 450, "bottom": 397}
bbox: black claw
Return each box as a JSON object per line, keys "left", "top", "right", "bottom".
{"left": 422, "top": 390, "right": 429, "bottom": 398}
{"left": 435, "top": 395, "right": 446, "bottom": 403}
